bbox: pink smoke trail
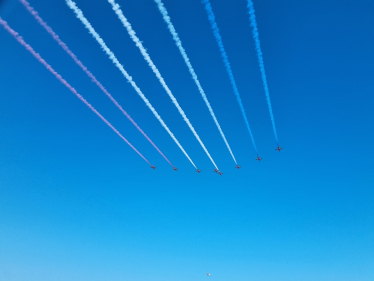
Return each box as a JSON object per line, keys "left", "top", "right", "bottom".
{"left": 19, "top": 0, "right": 173, "bottom": 167}
{"left": 0, "top": 17, "right": 152, "bottom": 166}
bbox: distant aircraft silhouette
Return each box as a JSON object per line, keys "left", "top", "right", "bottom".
{"left": 213, "top": 168, "right": 222, "bottom": 175}
{"left": 275, "top": 146, "right": 283, "bottom": 152}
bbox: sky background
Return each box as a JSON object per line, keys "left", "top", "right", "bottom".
{"left": 0, "top": 0, "right": 373, "bottom": 280}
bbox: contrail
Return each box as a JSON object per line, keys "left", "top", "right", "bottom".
{"left": 246, "top": 0, "right": 279, "bottom": 145}
{"left": 153, "top": 0, "right": 238, "bottom": 165}
{"left": 0, "top": 17, "right": 152, "bottom": 166}
{"left": 201, "top": 0, "right": 259, "bottom": 156}
{"left": 19, "top": 0, "right": 174, "bottom": 167}
{"left": 106, "top": 0, "right": 219, "bottom": 170}
{"left": 66, "top": 0, "right": 197, "bottom": 169}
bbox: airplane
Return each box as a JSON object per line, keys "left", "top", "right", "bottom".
{"left": 151, "top": 165, "right": 156, "bottom": 169}
{"left": 218, "top": 171, "right": 223, "bottom": 176}
{"left": 275, "top": 146, "right": 283, "bottom": 152}
{"left": 196, "top": 169, "right": 201, "bottom": 173}
{"left": 213, "top": 168, "right": 219, "bottom": 173}
{"left": 172, "top": 167, "right": 178, "bottom": 171}
{"left": 235, "top": 165, "right": 241, "bottom": 169}
{"left": 255, "top": 156, "right": 263, "bottom": 162}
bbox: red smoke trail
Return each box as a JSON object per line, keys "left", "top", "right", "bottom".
{"left": 0, "top": 17, "right": 152, "bottom": 166}
{"left": 19, "top": 0, "right": 174, "bottom": 167}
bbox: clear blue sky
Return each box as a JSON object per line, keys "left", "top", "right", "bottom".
{"left": 1, "top": 0, "right": 373, "bottom": 280}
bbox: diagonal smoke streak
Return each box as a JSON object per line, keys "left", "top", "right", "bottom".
{"left": 19, "top": 0, "right": 174, "bottom": 167}
{"left": 247, "top": 0, "right": 279, "bottom": 145}
{"left": 107, "top": 0, "right": 219, "bottom": 170}
{"left": 201, "top": 0, "right": 259, "bottom": 155}
{"left": 0, "top": 17, "right": 152, "bottom": 165}
{"left": 154, "top": 0, "right": 237, "bottom": 165}
{"left": 66, "top": 0, "right": 197, "bottom": 169}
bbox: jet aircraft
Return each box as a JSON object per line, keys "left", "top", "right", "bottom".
{"left": 172, "top": 167, "right": 178, "bottom": 171}
{"left": 255, "top": 156, "right": 263, "bottom": 162}
{"left": 196, "top": 169, "right": 201, "bottom": 173}
{"left": 151, "top": 165, "right": 156, "bottom": 169}
{"left": 213, "top": 168, "right": 223, "bottom": 175}
{"left": 235, "top": 165, "right": 241, "bottom": 169}
{"left": 275, "top": 146, "right": 283, "bottom": 152}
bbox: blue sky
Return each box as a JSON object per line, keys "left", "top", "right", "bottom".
{"left": 0, "top": 0, "right": 373, "bottom": 280}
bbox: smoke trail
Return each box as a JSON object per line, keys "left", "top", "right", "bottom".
{"left": 19, "top": 0, "right": 174, "bottom": 167}
{"left": 201, "top": 0, "right": 258, "bottom": 155}
{"left": 106, "top": 0, "right": 219, "bottom": 170}
{"left": 246, "top": 0, "right": 278, "bottom": 145}
{"left": 153, "top": 0, "right": 237, "bottom": 165}
{"left": 0, "top": 17, "right": 152, "bottom": 165}
{"left": 66, "top": 0, "right": 197, "bottom": 169}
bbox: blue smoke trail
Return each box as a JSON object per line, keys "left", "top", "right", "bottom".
{"left": 201, "top": 0, "right": 258, "bottom": 155}
{"left": 247, "top": 0, "right": 279, "bottom": 145}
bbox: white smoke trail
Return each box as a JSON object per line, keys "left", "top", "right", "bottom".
{"left": 20, "top": 0, "right": 174, "bottom": 167}
{"left": 66, "top": 0, "right": 197, "bottom": 169}
{"left": 153, "top": 0, "right": 237, "bottom": 165}
{"left": 107, "top": 0, "right": 219, "bottom": 170}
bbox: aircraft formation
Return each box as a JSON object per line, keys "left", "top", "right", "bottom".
{"left": 0, "top": 0, "right": 282, "bottom": 175}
